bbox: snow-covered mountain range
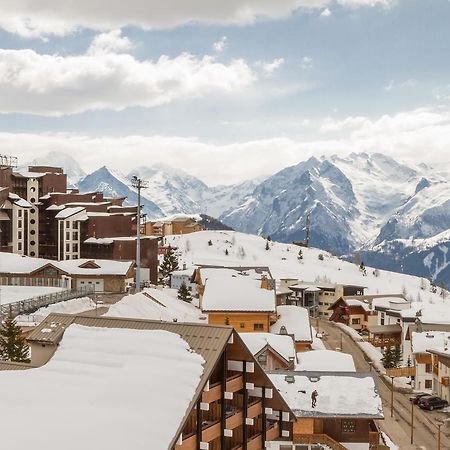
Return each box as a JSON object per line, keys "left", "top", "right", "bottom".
{"left": 24, "top": 151, "right": 450, "bottom": 285}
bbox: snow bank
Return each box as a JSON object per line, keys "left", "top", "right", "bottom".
{"left": 15, "top": 297, "right": 96, "bottom": 326}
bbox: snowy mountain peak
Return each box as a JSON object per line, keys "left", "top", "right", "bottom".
{"left": 24, "top": 150, "right": 86, "bottom": 186}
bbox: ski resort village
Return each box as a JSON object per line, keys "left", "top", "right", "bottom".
{"left": 0, "top": 160, "right": 450, "bottom": 450}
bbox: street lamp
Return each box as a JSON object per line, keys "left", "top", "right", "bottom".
{"left": 437, "top": 418, "right": 450, "bottom": 450}
{"left": 131, "top": 175, "right": 148, "bottom": 293}
{"left": 390, "top": 376, "right": 395, "bottom": 418}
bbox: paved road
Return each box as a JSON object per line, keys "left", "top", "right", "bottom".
{"left": 316, "top": 319, "right": 450, "bottom": 450}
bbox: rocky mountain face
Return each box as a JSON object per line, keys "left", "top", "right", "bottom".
{"left": 26, "top": 151, "right": 450, "bottom": 285}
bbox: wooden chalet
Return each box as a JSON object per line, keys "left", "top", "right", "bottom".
{"left": 268, "top": 371, "right": 385, "bottom": 449}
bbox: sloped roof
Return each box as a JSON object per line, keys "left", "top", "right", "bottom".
{"left": 271, "top": 305, "right": 312, "bottom": 342}
{"left": 27, "top": 313, "right": 233, "bottom": 449}
{"left": 202, "top": 276, "right": 275, "bottom": 312}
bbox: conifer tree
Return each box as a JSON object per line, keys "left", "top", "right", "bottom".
{"left": 0, "top": 316, "right": 30, "bottom": 363}
{"left": 392, "top": 346, "right": 402, "bottom": 368}
{"left": 381, "top": 346, "right": 394, "bottom": 369}
{"left": 160, "top": 246, "right": 179, "bottom": 280}
{"left": 177, "top": 282, "right": 192, "bottom": 303}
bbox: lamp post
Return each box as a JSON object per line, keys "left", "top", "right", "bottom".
{"left": 437, "top": 418, "right": 450, "bottom": 450}
{"left": 390, "top": 376, "right": 395, "bottom": 418}
{"left": 131, "top": 175, "right": 148, "bottom": 293}
{"left": 410, "top": 398, "right": 414, "bottom": 444}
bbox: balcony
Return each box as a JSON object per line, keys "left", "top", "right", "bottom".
{"left": 294, "top": 434, "right": 348, "bottom": 450}
{"left": 201, "top": 374, "right": 244, "bottom": 404}
{"left": 266, "top": 422, "right": 280, "bottom": 441}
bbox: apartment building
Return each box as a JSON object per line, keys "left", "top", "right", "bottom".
{"left": 0, "top": 160, "right": 158, "bottom": 283}
{"left": 22, "top": 313, "right": 294, "bottom": 450}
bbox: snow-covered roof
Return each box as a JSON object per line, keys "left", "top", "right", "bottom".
{"left": 269, "top": 371, "right": 383, "bottom": 418}
{"left": 271, "top": 305, "right": 312, "bottom": 342}
{"left": 0, "top": 325, "right": 205, "bottom": 450}
{"left": 411, "top": 331, "right": 450, "bottom": 354}
{"left": 105, "top": 288, "right": 203, "bottom": 323}
{"left": 57, "top": 259, "right": 134, "bottom": 276}
{"left": 240, "top": 333, "right": 296, "bottom": 363}
{"left": 8, "top": 193, "right": 32, "bottom": 208}
{"left": 400, "top": 303, "right": 450, "bottom": 323}
{"left": 202, "top": 276, "right": 275, "bottom": 312}
{"left": 46, "top": 204, "right": 65, "bottom": 211}
{"left": 55, "top": 206, "right": 87, "bottom": 220}
{"left": 15, "top": 170, "right": 46, "bottom": 178}
{"left": 296, "top": 350, "right": 356, "bottom": 372}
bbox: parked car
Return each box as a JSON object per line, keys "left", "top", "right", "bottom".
{"left": 409, "top": 393, "right": 432, "bottom": 404}
{"left": 418, "top": 396, "right": 449, "bottom": 410}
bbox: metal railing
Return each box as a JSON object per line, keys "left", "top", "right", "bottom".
{"left": 0, "top": 285, "right": 95, "bottom": 318}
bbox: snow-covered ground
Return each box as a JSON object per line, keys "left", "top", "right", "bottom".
{"left": 0, "top": 286, "right": 65, "bottom": 305}
{"left": 166, "top": 231, "right": 450, "bottom": 316}
{"left": 167, "top": 230, "right": 446, "bottom": 307}
{"left": 15, "top": 297, "right": 96, "bottom": 326}
{"left": 0, "top": 325, "right": 205, "bottom": 450}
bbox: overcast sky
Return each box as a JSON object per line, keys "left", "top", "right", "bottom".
{"left": 0, "top": 0, "right": 449, "bottom": 185}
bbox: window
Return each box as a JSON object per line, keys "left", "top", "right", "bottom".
{"left": 66, "top": 222, "right": 70, "bottom": 228}
{"left": 30, "top": 219, "right": 35, "bottom": 225}
{"left": 18, "top": 231, "right": 22, "bottom": 240}
{"left": 18, "top": 209, "right": 22, "bottom": 218}
{"left": 30, "top": 230, "right": 36, "bottom": 235}
{"left": 18, "top": 242, "right": 22, "bottom": 251}
{"left": 254, "top": 323, "right": 264, "bottom": 331}
{"left": 425, "top": 380, "right": 432, "bottom": 389}
{"left": 66, "top": 243, "right": 70, "bottom": 252}
{"left": 257, "top": 353, "right": 268, "bottom": 364}
{"left": 73, "top": 231, "right": 78, "bottom": 240}
{"left": 351, "top": 318, "right": 361, "bottom": 325}
{"left": 66, "top": 232, "right": 70, "bottom": 240}
{"left": 342, "top": 420, "right": 356, "bottom": 433}
{"left": 18, "top": 220, "right": 22, "bottom": 228}
{"left": 72, "top": 243, "right": 78, "bottom": 253}
{"left": 425, "top": 364, "right": 432, "bottom": 373}
{"left": 240, "top": 323, "right": 245, "bottom": 329}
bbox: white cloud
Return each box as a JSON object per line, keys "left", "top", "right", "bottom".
{"left": 0, "top": 37, "right": 255, "bottom": 116}
{"left": 300, "top": 56, "right": 313, "bottom": 69}
{"left": 383, "top": 79, "right": 417, "bottom": 91}
{"left": 257, "top": 58, "right": 285, "bottom": 76}
{"left": 321, "top": 8, "right": 332, "bottom": 16}
{"left": 87, "top": 29, "right": 133, "bottom": 55}
{"left": 1, "top": 106, "right": 449, "bottom": 185}
{"left": 213, "top": 36, "right": 227, "bottom": 53}
{"left": 0, "top": 0, "right": 395, "bottom": 38}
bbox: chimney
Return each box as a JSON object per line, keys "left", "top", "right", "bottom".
{"left": 260, "top": 275, "right": 269, "bottom": 290}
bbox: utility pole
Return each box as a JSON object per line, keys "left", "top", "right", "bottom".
{"left": 305, "top": 213, "right": 311, "bottom": 247}
{"left": 131, "top": 176, "right": 148, "bottom": 293}
{"left": 410, "top": 399, "right": 414, "bottom": 444}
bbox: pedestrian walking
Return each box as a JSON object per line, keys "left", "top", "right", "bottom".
{"left": 311, "top": 389, "right": 318, "bottom": 408}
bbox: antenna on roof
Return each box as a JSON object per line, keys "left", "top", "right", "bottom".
{"left": 0, "top": 154, "right": 18, "bottom": 168}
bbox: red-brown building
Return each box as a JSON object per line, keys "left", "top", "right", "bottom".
{"left": 0, "top": 160, "right": 158, "bottom": 283}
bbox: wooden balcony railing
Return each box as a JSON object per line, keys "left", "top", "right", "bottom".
{"left": 202, "top": 374, "right": 244, "bottom": 403}
{"left": 266, "top": 422, "right": 280, "bottom": 441}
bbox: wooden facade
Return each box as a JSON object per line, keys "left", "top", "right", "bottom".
{"left": 208, "top": 312, "right": 274, "bottom": 333}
